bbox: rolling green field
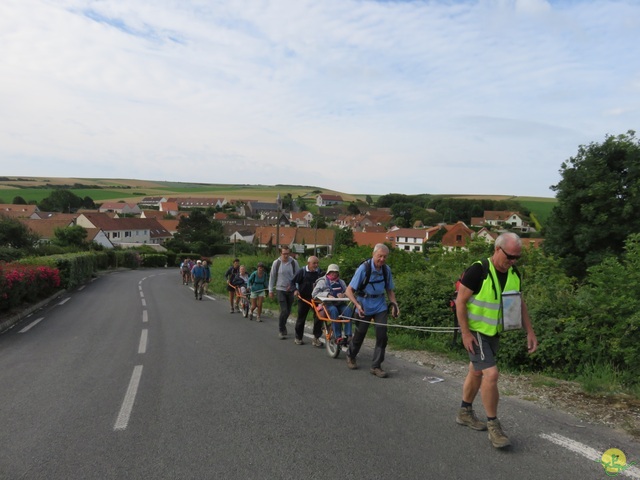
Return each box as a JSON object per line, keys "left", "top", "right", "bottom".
{"left": 0, "top": 177, "right": 555, "bottom": 224}
{"left": 518, "top": 197, "right": 557, "bottom": 225}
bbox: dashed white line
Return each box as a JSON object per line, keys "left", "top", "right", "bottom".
{"left": 78, "top": 285, "right": 85, "bottom": 291}
{"left": 540, "top": 432, "right": 640, "bottom": 479}
{"left": 58, "top": 298, "right": 70, "bottom": 305}
{"left": 141, "top": 299, "right": 146, "bottom": 307}
{"left": 114, "top": 365, "right": 143, "bottom": 431}
{"left": 142, "top": 310, "right": 148, "bottom": 323}
{"left": 139, "top": 291, "right": 144, "bottom": 298}
{"left": 19, "top": 317, "right": 44, "bottom": 333}
{"left": 138, "top": 329, "right": 148, "bottom": 354}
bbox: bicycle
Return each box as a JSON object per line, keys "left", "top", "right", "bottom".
{"left": 230, "top": 282, "right": 251, "bottom": 317}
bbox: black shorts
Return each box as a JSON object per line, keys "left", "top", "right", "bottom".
{"left": 468, "top": 332, "right": 500, "bottom": 371}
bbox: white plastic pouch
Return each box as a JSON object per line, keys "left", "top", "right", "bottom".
{"left": 501, "top": 290, "right": 522, "bottom": 331}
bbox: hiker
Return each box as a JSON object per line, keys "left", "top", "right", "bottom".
{"left": 268, "top": 246, "right": 300, "bottom": 339}
{"left": 344, "top": 243, "right": 399, "bottom": 378}
{"left": 455, "top": 232, "right": 538, "bottom": 449}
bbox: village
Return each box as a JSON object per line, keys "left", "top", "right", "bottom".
{"left": 0, "top": 192, "right": 541, "bottom": 255}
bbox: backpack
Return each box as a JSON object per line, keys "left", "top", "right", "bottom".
{"left": 356, "top": 259, "right": 390, "bottom": 296}
{"left": 449, "top": 258, "right": 490, "bottom": 313}
{"left": 272, "top": 258, "right": 297, "bottom": 285}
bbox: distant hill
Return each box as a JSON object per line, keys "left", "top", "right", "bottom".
{"left": 0, "top": 176, "right": 555, "bottom": 222}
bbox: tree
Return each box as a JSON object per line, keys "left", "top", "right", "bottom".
{"left": 544, "top": 131, "right": 640, "bottom": 278}
{"left": 334, "top": 227, "right": 355, "bottom": 252}
{"left": 347, "top": 202, "right": 360, "bottom": 215}
{"left": 168, "top": 210, "right": 224, "bottom": 256}
{"left": 12, "top": 196, "right": 27, "bottom": 205}
{"left": 38, "top": 189, "right": 85, "bottom": 212}
{"left": 310, "top": 215, "right": 327, "bottom": 229}
{"left": 0, "top": 214, "right": 40, "bottom": 248}
{"left": 365, "top": 195, "right": 373, "bottom": 206}
{"left": 53, "top": 226, "right": 88, "bottom": 248}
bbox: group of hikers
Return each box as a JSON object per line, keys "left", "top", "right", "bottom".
{"left": 179, "top": 232, "right": 538, "bottom": 450}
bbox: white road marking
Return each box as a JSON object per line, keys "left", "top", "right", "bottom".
{"left": 58, "top": 298, "right": 70, "bottom": 305}
{"left": 141, "top": 299, "right": 146, "bottom": 307}
{"left": 540, "top": 432, "right": 640, "bottom": 479}
{"left": 78, "top": 285, "right": 85, "bottom": 291}
{"left": 114, "top": 365, "right": 143, "bottom": 431}
{"left": 142, "top": 310, "right": 148, "bottom": 323}
{"left": 138, "top": 329, "right": 148, "bottom": 354}
{"left": 139, "top": 291, "right": 144, "bottom": 298}
{"left": 19, "top": 317, "right": 44, "bottom": 333}
{"left": 138, "top": 286, "right": 142, "bottom": 291}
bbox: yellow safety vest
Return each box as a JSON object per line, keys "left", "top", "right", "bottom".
{"left": 466, "top": 260, "right": 521, "bottom": 336}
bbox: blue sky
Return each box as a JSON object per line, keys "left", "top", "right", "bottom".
{"left": 1, "top": 0, "right": 637, "bottom": 198}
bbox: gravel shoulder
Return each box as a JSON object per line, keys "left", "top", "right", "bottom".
{"left": 388, "top": 346, "right": 640, "bottom": 440}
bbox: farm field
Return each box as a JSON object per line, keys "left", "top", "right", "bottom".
{"left": 0, "top": 176, "right": 555, "bottom": 222}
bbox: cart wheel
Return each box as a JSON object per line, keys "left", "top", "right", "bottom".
{"left": 325, "top": 327, "right": 340, "bottom": 359}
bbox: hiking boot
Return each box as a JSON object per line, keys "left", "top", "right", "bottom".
{"left": 370, "top": 367, "right": 388, "bottom": 378}
{"left": 294, "top": 338, "right": 304, "bottom": 345}
{"left": 311, "top": 337, "right": 322, "bottom": 347}
{"left": 456, "top": 407, "right": 487, "bottom": 431}
{"left": 346, "top": 355, "right": 357, "bottom": 370}
{"left": 487, "top": 419, "right": 511, "bottom": 448}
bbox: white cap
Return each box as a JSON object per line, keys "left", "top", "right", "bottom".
{"left": 327, "top": 264, "right": 339, "bottom": 273}
{"left": 197, "top": 260, "right": 202, "bottom": 264}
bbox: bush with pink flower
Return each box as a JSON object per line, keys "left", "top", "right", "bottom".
{"left": 0, "top": 263, "right": 61, "bottom": 312}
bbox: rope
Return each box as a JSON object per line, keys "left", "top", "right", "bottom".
{"left": 339, "top": 314, "right": 460, "bottom": 333}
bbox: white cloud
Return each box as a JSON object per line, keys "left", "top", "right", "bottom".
{"left": 0, "top": 0, "right": 638, "bottom": 197}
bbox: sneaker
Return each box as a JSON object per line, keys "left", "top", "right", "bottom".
{"left": 487, "top": 419, "right": 511, "bottom": 448}
{"left": 456, "top": 407, "right": 487, "bottom": 431}
{"left": 294, "top": 338, "right": 304, "bottom": 345}
{"left": 230, "top": 308, "right": 235, "bottom": 313}
{"left": 370, "top": 367, "right": 388, "bottom": 378}
{"left": 279, "top": 332, "right": 287, "bottom": 340}
{"left": 256, "top": 317, "right": 262, "bottom": 322}
{"left": 311, "top": 337, "right": 322, "bottom": 347}
{"left": 346, "top": 355, "right": 358, "bottom": 370}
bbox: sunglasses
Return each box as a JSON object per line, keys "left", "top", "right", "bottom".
{"left": 500, "top": 247, "right": 521, "bottom": 261}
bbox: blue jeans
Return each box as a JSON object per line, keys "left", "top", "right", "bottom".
{"left": 325, "top": 304, "right": 352, "bottom": 339}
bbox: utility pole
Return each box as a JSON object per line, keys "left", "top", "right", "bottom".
{"left": 275, "top": 193, "right": 281, "bottom": 251}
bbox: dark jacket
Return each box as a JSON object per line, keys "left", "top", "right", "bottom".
{"left": 290, "top": 267, "right": 324, "bottom": 300}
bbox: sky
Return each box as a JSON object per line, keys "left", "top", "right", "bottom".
{"left": 1, "top": 0, "right": 638, "bottom": 198}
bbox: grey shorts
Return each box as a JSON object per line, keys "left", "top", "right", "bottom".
{"left": 469, "top": 331, "right": 500, "bottom": 371}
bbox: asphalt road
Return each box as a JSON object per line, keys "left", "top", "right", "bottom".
{"left": 1, "top": 268, "right": 638, "bottom": 480}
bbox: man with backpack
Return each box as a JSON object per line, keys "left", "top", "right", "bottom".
{"left": 344, "top": 243, "right": 399, "bottom": 378}
{"left": 268, "top": 246, "right": 300, "bottom": 339}
{"left": 225, "top": 258, "right": 240, "bottom": 313}
{"left": 455, "top": 232, "right": 538, "bottom": 449}
{"left": 290, "top": 256, "right": 323, "bottom": 346}
{"left": 191, "top": 260, "right": 206, "bottom": 300}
